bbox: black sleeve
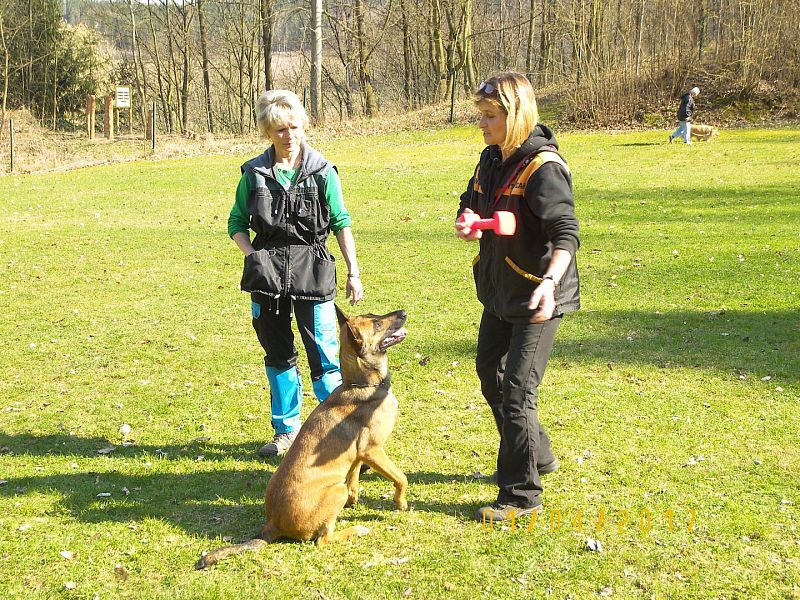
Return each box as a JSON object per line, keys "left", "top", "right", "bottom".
{"left": 525, "top": 162, "right": 580, "bottom": 256}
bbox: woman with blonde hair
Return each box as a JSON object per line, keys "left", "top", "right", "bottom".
{"left": 228, "top": 89, "right": 363, "bottom": 457}
{"left": 455, "top": 72, "right": 580, "bottom": 521}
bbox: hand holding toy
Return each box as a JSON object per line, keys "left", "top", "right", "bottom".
{"left": 457, "top": 211, "right": 516, "bottom": 236}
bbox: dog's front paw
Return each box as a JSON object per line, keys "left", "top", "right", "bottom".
{"left": 345, "top": 491, "right": 359, "bottom": 507}
{"left": 395, "top": 497, "right": 408, "bottom": 511}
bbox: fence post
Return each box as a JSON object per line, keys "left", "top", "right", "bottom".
{"left": 9, "top": 119, "right": 13, "bottom": 173}
{"left": 151, "top": 100, "right": 156, "bottom": 150}
{"left": 86, "top": 95, "right": 95, "bottom": 139}
{"left": 104, "top": 95, "right": 114, "bottom": 140}
{"left": 449, "top": 70, "right": 457, "bottom": 124}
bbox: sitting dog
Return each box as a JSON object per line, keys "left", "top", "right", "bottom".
{"left": 690, "top": 124, "right": 719, "bottom": 142}
{"left": 197, "top": 306, "right": 408, "bottom": 569}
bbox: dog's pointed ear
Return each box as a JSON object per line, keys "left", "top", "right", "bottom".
{"left": 335, "top": 304, "right": 363, "bottom": 347}
{"left": 335, "top": 304, "right": 348, "bottom": 326}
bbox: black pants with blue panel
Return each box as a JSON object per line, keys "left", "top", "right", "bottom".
{"left": 251, "top": 294, "right": 342, "bottom": 434}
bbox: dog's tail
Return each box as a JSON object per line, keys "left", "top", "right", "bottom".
{"left": 195, "top": 524, "right": 277, "bottom": 569}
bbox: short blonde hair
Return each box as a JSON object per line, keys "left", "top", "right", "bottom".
{"left": 475, "top": 72, "right": 539, "bottom": 155}
{"left": 255, "top": 90, "right": 309, "bottom": 138}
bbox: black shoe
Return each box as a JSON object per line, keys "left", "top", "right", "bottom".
{"left": 476, "top": 502, "right": 542, "bottom": 522}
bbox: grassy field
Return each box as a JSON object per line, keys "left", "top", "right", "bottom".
{"left": 0, "top": 126, "right": 798, "bottom": 599}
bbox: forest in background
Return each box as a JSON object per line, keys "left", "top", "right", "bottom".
{"left": 1, "top": 0, "right": 799, "bottom": 136}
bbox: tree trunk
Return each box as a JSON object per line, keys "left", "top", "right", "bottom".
{"left": 525, "top": 0, "right": 537, "bottom": 81}
{"left": 354, "top": 0, "right": 377, "bottom": 116}
{"left": 1, "top": 12, "right": 9, "bottom": 135}
{"left": 399, "top": 0, "right": 413, "bottom": 106}
{"left": 147, "top": 0, "right": 171, "bottom": 134}
{"left": 634, "top": 0, "right": 644, "bottom": 77}
{"left": 260, "top": 0, "right": 273, "bottom": 92}
{"left": 310, "top": 0, "right": 323, "bottom": 122}
{"left": 197, "top": 0, "right": 213, "bottom": 132}
{"left": 430, "top": 0, "right": 447, "bottom": 101}
{"left": 127, "top": 0, "right": 147, "bottom": 130}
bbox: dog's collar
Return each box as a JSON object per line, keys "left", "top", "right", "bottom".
{"left": 347, "top": 373, "right": 391, "bottom": 389}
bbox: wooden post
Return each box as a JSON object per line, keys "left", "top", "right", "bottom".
{"left": 449, "top": 70, "right": 457, "bottom": 124}
{"left": 8, "top": 119, "right": 13, "bottom": 173}
{"left": 86, "top": 95, "right": 95, "bottom": 139}
{"left": 104, "top": 95, "right": 114, "bottom": 140}
{"left": 146, "top": 108, "right": 153, "bottom": 141}
{"left": 115, "top": 105, "right": 120, "bottom": 135}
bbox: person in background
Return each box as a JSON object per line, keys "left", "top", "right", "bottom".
{"left": 669, "top": 86, "right": 701, "bottom": 144}
{"left": 228, "top": 89, "right": 363, "bottom": 457}
{"left": 455, "top": 72, "right": 580, "bottom": 522}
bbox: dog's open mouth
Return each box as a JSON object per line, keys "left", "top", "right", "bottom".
{"left": 380, "top": 327, "right": 408, "bottom": 350}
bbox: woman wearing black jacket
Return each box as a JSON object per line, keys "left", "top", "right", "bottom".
{"left": 455, "top": 72, "right": 580, "bottom": 522}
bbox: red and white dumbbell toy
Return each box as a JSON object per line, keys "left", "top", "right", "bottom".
{"left": 457, "top": 211, "right": 516, "bottom": 236}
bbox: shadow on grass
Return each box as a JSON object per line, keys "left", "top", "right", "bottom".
{"left": 0, "top": 434, "right": 481, "bottom": 539}
{"left": 0, "top": 431, "right": 265, "bottom": 462}
{"left": 421, "top": 309, "right": 800, "bottom": 383}
{"left": 612, "top": 142, "right": 663, "bottom": 147}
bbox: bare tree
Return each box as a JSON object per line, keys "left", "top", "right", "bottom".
{"left": 310, "top": 0, "right": 322, "bottom": 122}
{"left": 197, "top": 0, "right": 213, "bottom": 132}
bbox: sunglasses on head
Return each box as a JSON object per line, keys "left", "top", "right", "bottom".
{"left": 477, "top": 81, "right": 497, "bottom": 96}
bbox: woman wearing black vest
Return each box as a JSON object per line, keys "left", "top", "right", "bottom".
{"left": 228, "top": 90, "right": 363, "bottom": 457}
{"left": 455, "top": 72, "right": 580, "bottom": 522}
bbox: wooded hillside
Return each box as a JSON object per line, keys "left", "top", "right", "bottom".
{"left": 2, "top": 0, "right": 799, "bottom": 133}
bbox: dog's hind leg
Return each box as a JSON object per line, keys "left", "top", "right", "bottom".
{"left": 315, "top": 520, "right": 371, "bottom": 546}
{"left": 314, "top": 484, "right": 370, "bottom": 545}
{"left": 363, "top": 447, "right": 408, "bottom": 511}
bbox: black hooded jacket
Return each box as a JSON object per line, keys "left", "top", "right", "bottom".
{"left": 677, "top": 93, "right": 695, "bottom": 122}
{"left": 457, "top": 124, "right": 580, "bottom": 322}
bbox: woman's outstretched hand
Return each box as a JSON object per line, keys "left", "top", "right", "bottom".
{"left": 455, "top": 208, "right": 483, "bottom": 241}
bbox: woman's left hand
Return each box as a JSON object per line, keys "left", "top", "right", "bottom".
{"left": 346, "top": 275, "right": 364, "bottom": 305}
{"left": 528, "top": 279, "right": 555, "bottom": 323}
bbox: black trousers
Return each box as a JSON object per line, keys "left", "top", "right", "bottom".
{"left": 476, "top": 309, "right": 561, "bottom": 508}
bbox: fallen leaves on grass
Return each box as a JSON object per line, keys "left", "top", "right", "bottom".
{"left": 682, "top": 455, "right": 706, "bottom": 467}
{"left": 59, "top": 550, "right": 76, "bottom": 560}
{"left": 114, "top": 563, "right": 130, "bottom": 580}
{"left": 96, "top": 445, "right": 116, "bottom": 455}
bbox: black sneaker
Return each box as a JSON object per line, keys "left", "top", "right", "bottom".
{"left": 476, "top": 502, "right": 542, "bottom": 522}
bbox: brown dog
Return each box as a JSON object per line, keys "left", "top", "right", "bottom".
{"left": 196, "top": 306, "right": 408, "bottom": 569}
{"left": 691, "top": 124, "right": 719, "bottom": 141}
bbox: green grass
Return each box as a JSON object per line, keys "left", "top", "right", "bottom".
{"left": 1, "top": 126, "right": 799, "bottom": 599}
